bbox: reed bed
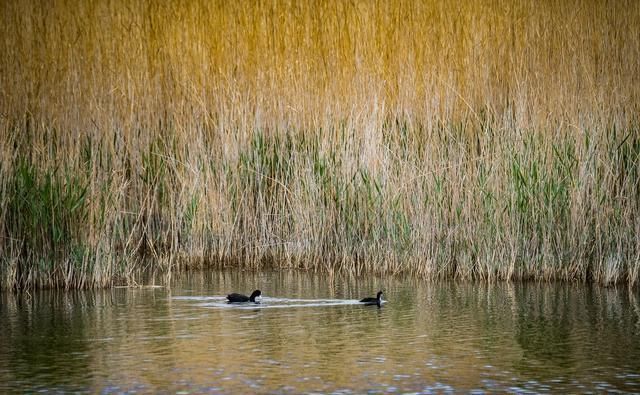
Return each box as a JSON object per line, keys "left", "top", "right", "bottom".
{"left": 1, "top": 0, "right": 639, "bottom": 289}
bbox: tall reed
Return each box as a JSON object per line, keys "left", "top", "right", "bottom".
{"left": 1, "top": 0, "right": 639, "bottom": 289}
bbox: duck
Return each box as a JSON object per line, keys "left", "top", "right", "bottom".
{"left": 226, "top": 289, "right": 262, "bottom": 303}
{"left": 360, "top": 290, "right": 384, "bottom": 307}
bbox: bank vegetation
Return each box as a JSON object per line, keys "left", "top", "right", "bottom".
{"left": 1, "top": 0, "right": 639, "bottom": 289}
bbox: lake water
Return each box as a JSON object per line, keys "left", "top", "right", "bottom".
{"left": 1, "top": 270, "right": 640, "bottom": 393}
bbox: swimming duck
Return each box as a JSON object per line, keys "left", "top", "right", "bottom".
{"left": 226, "top": 289, "right": 262, "bottom": 303}
{"left": 360, "top": 290, "right": 384, "bottom": 307}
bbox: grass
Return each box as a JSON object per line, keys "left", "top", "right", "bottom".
{"left": 1, "top": 0, "right": 639, "bottom": 289}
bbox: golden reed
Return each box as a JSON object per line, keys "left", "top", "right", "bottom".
{"left": 1, "top": 0, "right": 639, "bottom": 289}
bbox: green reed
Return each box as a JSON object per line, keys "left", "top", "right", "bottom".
{"left": 2, "top": 123, "right": 639, "bottom": 289}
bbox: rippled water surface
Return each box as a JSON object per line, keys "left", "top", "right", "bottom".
{"left": 1, "top": 271, "right": 640, "bottom": 393}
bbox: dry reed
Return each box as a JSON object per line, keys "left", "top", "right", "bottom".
{"left": 1, "top": 0, "right": 639, "bottom": 289}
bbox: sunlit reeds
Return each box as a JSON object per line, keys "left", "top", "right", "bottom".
{"left": 1, "top": 0, "right": 639, "bottom": 289}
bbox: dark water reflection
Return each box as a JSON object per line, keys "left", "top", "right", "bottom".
{"left": 1, "top": 271, "right": 640, "bottom": 393}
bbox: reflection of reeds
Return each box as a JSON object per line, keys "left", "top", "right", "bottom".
{"left": 1, "top": 1, "right": 639, "bottom": 289}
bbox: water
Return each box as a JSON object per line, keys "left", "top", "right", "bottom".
{"left": 1, "top": 270, "right": 640, "bottom": 394}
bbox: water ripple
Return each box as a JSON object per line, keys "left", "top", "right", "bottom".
{"left": 174, "top": 295, "right": 387, "bottom": 309}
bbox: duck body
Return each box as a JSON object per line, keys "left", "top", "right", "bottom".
{"left": 227, "top": 289, "right": 262, "bottom": 303}
{"left": 360, "top": 291, "right": 384, "bottom": 307}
